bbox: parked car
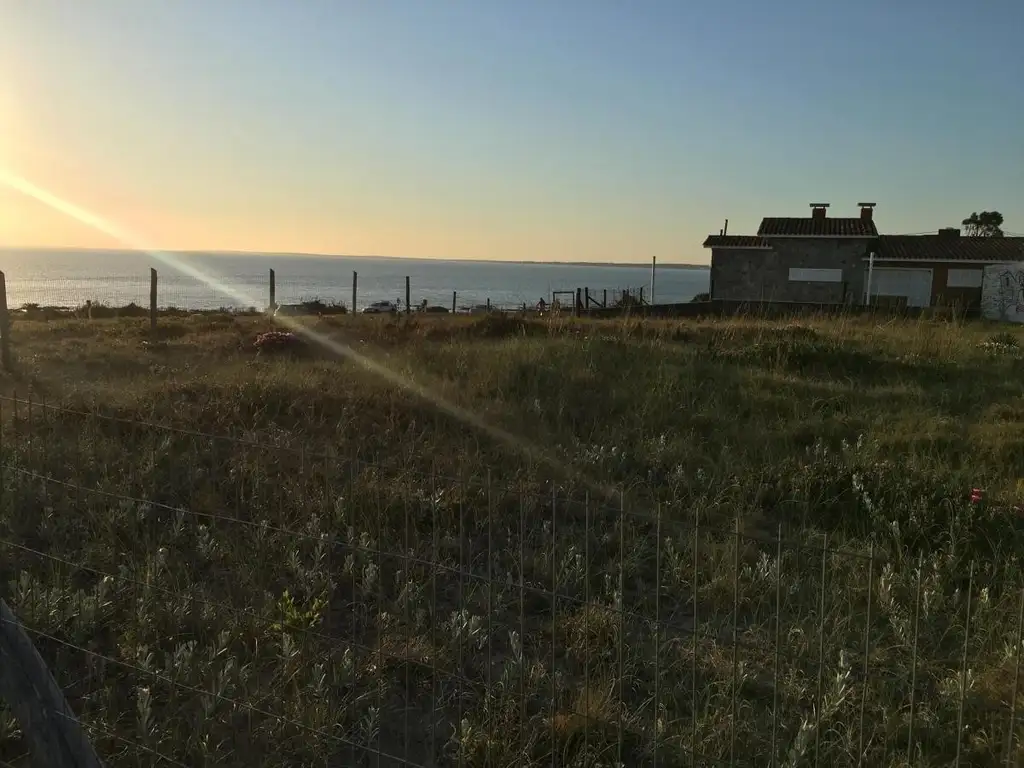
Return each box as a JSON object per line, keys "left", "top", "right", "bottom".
{"left": 361, "top": 301, "right": 398, "bottom": 314}
{"left": 421, "top": 305, "right": 450, "bottom": 314}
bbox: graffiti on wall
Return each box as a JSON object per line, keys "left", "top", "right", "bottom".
{"left": 981, "top": 263, "right": 1024, "bottom": 322}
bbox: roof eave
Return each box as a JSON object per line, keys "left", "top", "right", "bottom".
{"left": 866, "top": 257, "right": 1024, "bottom": 263}
{"left": 761, "top": 234, "right": 878, "bottom": 239}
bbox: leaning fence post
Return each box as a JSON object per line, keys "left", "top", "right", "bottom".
{"left": 149, "top": 268, "right": 157, "bottom": 333}
{"left": 0, "top": 271, "right": 11, "bottom": 370}
{"left": 352, "top": 271, "right": 358, "bottom": 314}
{"left": 268, "top": 268, "right": 276, "bottom": 311}
{"left": 0, "top": 599, "right": 105, "bottom": 767}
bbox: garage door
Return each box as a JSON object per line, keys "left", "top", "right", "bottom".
{"left": 870, "top": 268, "right": 932, "bottom": 308}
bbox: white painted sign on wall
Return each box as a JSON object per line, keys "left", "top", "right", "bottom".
{"left": 946, "top": 268, "right": 983, "bottom": 288}
{"left": 981, "top": 263, "right": 1024, "bottom": 322}
{"left": 788, "top": 268, "right": 843, "bottom": 283}
{"left": 870, "top": 268, "right": 933, "bottom": 308}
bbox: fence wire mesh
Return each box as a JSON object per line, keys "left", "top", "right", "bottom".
{"left": 1, "top": 270, "right": 648, "bottom": 319}
{"left": 0, "top": 394, "right": 1021, "bottom": 766}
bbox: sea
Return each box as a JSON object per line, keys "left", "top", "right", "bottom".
{"left": 0, "top": 249, "right": 710, "bottom": 312}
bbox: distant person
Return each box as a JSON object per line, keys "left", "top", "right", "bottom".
{"left": 537, "top": 297, "right": 547, "bottom": 313}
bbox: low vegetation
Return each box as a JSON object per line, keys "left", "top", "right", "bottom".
{"left": 1, "top": 311, "right": 1022, "bottom": 766}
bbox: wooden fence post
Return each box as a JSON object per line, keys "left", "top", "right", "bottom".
{"left": 149, "top": 268, "right": 157, "bottom": 333}
{"left": 486, "top": 297, "right": 491, "bottom": 312}
{"left": 352, "top": 271, "right": 358, "bottom": 314}
{"left": 405, "top": 276, "right": 411, "bottom": 315}
{"left": 452, "top": 291, "right": 457, "bottom": 314}
{"left": 0, "top": 271, "right": 11, "bottom": 370}
{"left": 575, "top": 288, "right": 582, "bottom": 317}
{"left": 0, "top": 599, "right": 105, "bottom": 767}
{"left": 603, "top": 288, "right": 608, "bottom": 308}
{"left": 268, "top": 268, "right": 276, "bottom": 311}
{"left": 650, "top": 255, "right": 656, "bottom": 306}
{"left": 584, "top": 287, "right": 590, "bottom": 309}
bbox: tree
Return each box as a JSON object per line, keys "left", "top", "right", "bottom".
{"left": 961, "top": 210, "right": 1004, "bottom": 237}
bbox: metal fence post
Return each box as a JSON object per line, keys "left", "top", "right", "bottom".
{"left": 149, "top": 268, "right": 157, "bottom": 334}
{"left": 0, "top": 271, "right": 11, "bottom": 370}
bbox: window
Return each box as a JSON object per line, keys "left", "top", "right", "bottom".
{"left": 788, "top": 268, "right": 842, "bottom": 283}
{"left": 946, "top": 269, "right": 982, "bottom": 288}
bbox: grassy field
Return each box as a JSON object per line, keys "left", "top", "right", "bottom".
{"left": 1, "top": 311, "right": 1023, "bottom": 766}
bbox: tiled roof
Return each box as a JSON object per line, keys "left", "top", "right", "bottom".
{"left": 702, "top": 235, "right": 770, "bottom": 248}
{"left": 757, "top": 217, "right": 879, "bottom": 237}
{"left": 875, "top": 235, "right": 1024, "bottom": 262}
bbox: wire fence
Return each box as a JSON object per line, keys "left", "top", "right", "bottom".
{"left": 0, "top": 393, "right": 1021, "bottom": 766}
{"left": 0, "top": 268, "right": 653, "bottom": 318}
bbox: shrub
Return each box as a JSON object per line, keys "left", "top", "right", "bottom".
{"left": 253, "top": 330, "right": 305, "bottom": 354}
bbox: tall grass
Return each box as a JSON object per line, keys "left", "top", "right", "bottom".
{"left": 0, "top": 312, "right": 1022, "bottom": 766}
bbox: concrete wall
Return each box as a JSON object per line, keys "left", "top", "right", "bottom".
{"left": 981, "top": 262, "right": 1024, "bottom": 322}
{"left": 710, "top": 238, "right": 872, "bottom": 304}
{"left": 709, "top": 248, "right": 773, "bottom": 302}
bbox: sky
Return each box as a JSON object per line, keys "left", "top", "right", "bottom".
{"left": 1, "top": 1, "right": 1022, "bottom": 264}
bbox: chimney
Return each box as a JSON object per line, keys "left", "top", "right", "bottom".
{"left": 858, "top": 202, "right": 876, "bottom": 221}
{"left": 809, "top": 202, "right": 830, "bottom": 220}
{"left": 723, "top": 218, "right": 729, "bottom": 235}
{"left": 938, "top": 227, "right": 960, "bottom": 238}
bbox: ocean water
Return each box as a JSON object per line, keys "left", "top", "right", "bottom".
{"left": 0, "top": 249, "right": 710, "bottom": 311}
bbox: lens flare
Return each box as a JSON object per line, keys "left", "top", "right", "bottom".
{"left": 0, "top": 169, "right": 619, "bottom": 499}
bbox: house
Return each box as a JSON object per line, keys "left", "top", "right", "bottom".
{"left": 868, "top": 230, "right": 1024, "bottom": 309}
{"left": 703, "top": 203, "right": 1024, "bottom": 309}
{"left": 703, "top": 203, "right": 878, "bottom": 305}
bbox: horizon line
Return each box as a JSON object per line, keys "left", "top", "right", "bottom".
{"left": 0, "top": 245, "right": 709, "bottom": 269}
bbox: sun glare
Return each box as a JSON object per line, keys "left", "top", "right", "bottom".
{"left": 0, "top": 171, "right": 610, "bottom": 498}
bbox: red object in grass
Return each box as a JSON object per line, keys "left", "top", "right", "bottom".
{"left": 969, "top": 488, "right": 984, "bottom": 504}
{"left": 253, "top": 331, "right": 303, "bottom": 353}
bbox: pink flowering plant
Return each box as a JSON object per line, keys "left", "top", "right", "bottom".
{"left": 253, "top": 330, "right": 305, "bottom": 355}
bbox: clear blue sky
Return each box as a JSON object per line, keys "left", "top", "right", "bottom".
{"left": 2, "top": 0, "right": 1022, "bottom": 262}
